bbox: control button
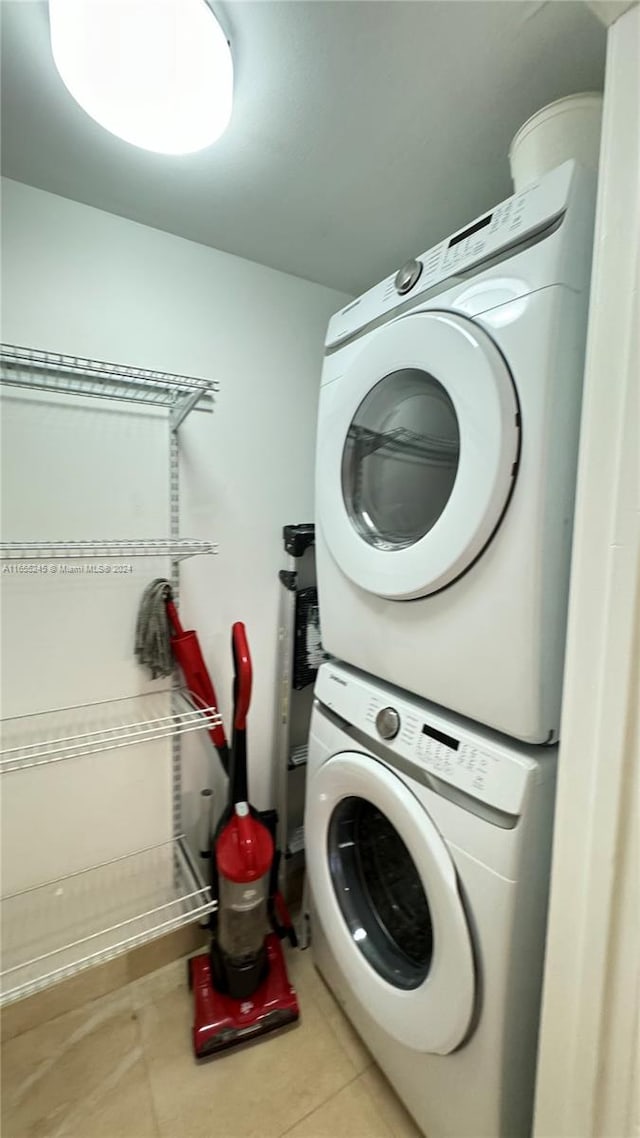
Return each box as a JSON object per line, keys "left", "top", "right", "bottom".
{"left": 375, "top": 707, "right": 400, "bottom": 740}
{"left": 394, "top": 259, "right": 423, "bottom": 296}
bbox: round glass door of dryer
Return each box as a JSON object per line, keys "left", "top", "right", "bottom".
{"left": 317, "top": 309, "right": 520, "bottom": 599}
{"left": 342, "top": 370, "right": 460, "bottom": 552}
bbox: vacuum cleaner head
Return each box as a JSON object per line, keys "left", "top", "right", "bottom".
{"left": 189, "top": 934, "right": 300, "bottom": 1059}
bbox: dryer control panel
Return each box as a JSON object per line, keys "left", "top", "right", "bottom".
{"left": 316, "top": 663, "right": 556, "bottom": 818}
{"left": 326, "top": 160, "right": 579, "bottom": 350}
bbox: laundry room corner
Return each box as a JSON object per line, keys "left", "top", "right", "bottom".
{"left": 0, "top": 176, "right": 351, "bottom": 894}
{"left": 2, "top": 1, "right": 637, "bottom": 1135}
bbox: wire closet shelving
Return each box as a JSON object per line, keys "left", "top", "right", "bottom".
{"left": 0, "top": 344, "right": 220, "bottom": 1006}
{"left": 0, "top": 344, "right": 217, "bottom": 429}
{"left": 0, "top": 539, "right": 217, "bottom": 560}
{"left": 1, "top": 838, "right": 212, "bottom": 1005}
{"left": 0, "top": 691, "right": 223, "bottom": 775}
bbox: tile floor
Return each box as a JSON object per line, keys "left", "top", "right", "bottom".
{"left": 1, "top": 946, "right": 423, "bottom": 1138}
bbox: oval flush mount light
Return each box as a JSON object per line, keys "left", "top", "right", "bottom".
{"left": 49, "top": 0, "right": 233, "bottom": 155}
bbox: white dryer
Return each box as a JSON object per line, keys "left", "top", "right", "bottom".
{"left": 315, "top": 160, "right": 596, "bottom": 742}
{"left": 305, "top": 661, "right": 556, "bottom": 1138}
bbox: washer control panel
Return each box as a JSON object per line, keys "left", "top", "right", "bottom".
{"left": 317, "top": 664, "right": 549, "bottom": 817}
{"left": 394, "top": 259, "right": 423, "bottom": 295}
{"left": 416, "top": 723, "right": 497, "bottom": 802}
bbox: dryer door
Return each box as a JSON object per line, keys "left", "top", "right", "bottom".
{"left": 317, "top": 309, "right": 520, "bottom": 598}
{"left": 306, "top": 751, "right": 475, "bottom": 1053}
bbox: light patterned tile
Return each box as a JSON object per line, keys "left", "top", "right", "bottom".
{"left": 360, "top": 1064, "right": 424, "bottom": 1138}
{"left": 46, "top": 1057, "right": 158, "bottom": 1138}
{"left": 138, "top": 956, "right": 359, "bottom": 1138}
{"left": 322, "top": 996, "right": 372, "bottom": 1074}
{"left": 286, "top": 948, "right": 372, "bottom": 1074}
{"left": 0, "top": 956, "right": 129, "bottom": 1044}
{"left": 1, "top": 986, "right": 158, "bottom": 1138}
{"left": 285, "top": 947, "right": 333, "bottom": 1015}
{"left": 282, "top": 1076, "right": 395, "bottom": 1138}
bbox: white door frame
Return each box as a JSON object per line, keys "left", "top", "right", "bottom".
{"left": 534, "top": 6, "right": 640, "bottom": 1136}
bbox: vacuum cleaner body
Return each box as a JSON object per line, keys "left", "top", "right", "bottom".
{"left": 190, "top": 622, "right": 300, "bottom": 1059}
{"left": 213, "top": 804, "right": 273, "bottom": 998}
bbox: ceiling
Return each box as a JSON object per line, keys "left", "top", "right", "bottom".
{"left": 1, "top": 1, "right": 606, "bottom": 295}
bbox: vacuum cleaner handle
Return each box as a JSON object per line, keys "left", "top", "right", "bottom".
{"left": 232, "top": 622, "right": 252, "bottom": 730}
{"left": 230, "top": 622, "right": 252, "bottom": 806}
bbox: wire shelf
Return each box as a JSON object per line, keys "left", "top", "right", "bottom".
{"left": 0, "top": 837, "right": 215, "bottom": 1006}
{"left": 0, "top": 343, "right": 216, "bottom": 427}
{"left": 0, "top": 539, "right": 217, "bottom": 561}
{"left": 0, "top": 691, "right": 222, "bottom": 775}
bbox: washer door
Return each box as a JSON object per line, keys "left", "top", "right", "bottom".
{"left": 317, "top": 310, "right": 520, "bottom": 599}
{"left": 306, "top": 752, "right": 475, "bottom": 1053}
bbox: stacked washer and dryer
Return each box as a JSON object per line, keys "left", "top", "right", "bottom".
{"left": 304, "top": 158, "right": 597, "bottom": 1137}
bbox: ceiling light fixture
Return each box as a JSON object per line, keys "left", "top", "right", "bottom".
{"left": 48, "top": 0, "right": 233, "bottom": 155}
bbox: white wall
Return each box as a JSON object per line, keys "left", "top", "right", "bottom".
{"left": 0, "top": 177, "right": 349, "bottom": 893}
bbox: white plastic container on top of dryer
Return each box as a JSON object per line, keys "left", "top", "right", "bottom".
{"left": 315, "top": 160, "right": 597, "bottom": 743}
{"left": 305, "top": 661, "right": 558, "bottom": 1138}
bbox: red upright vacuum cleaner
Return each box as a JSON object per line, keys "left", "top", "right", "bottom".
{"left": 188, "top": 622, "right": 300, "bottom": 1059}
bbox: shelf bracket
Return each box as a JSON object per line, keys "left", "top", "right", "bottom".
{"left": 170, "top": 390, "right": 206, "bottom": 433}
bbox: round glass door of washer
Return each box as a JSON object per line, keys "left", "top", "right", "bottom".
{"left": 328, "top": 795, "right": 434, "bottom": 989}
{"left": 306, "top": 751, "right": 475, "bottom": 1053}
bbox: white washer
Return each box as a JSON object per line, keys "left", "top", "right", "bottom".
{"left": 316, "top": 160, "right": 596, "bottom": 742}
{"left": 305, "top": 661, "right": 557, "bottom": 1138}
